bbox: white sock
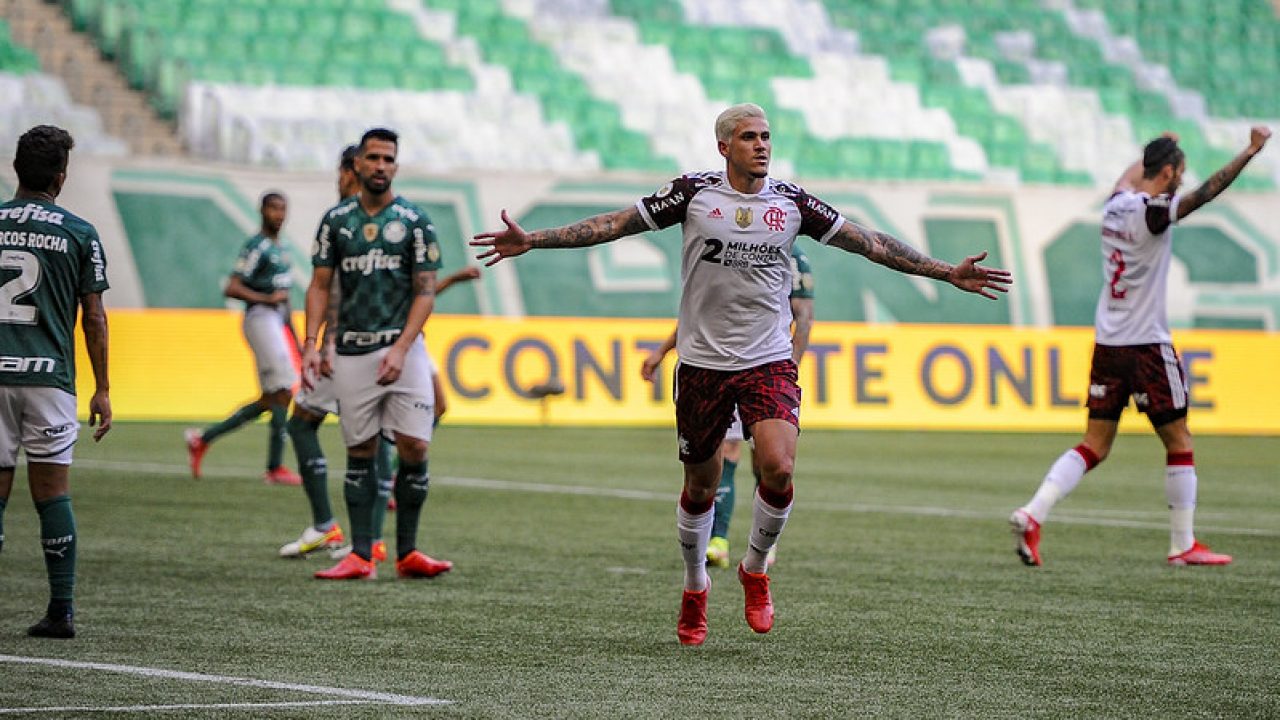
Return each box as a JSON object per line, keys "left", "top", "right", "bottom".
{"left": 1024, "top": 448, "right": 1089, "bottom": 523}
{"left": 676, "top": 503, "right": 713, "bottom": 591}
{"left": 1166, "top": 462, "right": 1197, "bottom": 555}
{"left": 743, "top": 491, "right": 791, "bottom": 574}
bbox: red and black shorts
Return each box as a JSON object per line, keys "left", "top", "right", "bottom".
{"left": 1086, "top": 343, "right": 1188, "bottom": 427}
{"left": 674, "top": 359, "right": 800, "bottom": 464}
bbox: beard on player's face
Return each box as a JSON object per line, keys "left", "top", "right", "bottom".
{"left": 361, "top": 174, "right": 390, "bottom": 194}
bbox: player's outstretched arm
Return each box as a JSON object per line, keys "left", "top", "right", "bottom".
{"left": 79, "top": 292, "right": 111, "bottom": 441}
{"left": 471, "top": 206, "right": 648, "bottom": 266}
{"left": 436, "top": 266, "right": 481, "bottom": 295}
{"left": 640, "top": 328, "right": 678, "bottom": 383}
{"left": 1176, "top": 126, "right": 1271, "bottom": 221}
{"left": 827, "top": 221, "right": 1012, "bottom": 299}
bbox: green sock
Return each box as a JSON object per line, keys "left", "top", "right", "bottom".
{"left": 35, "top": 495, "right": 76, "bottom": 609}
{"left": 0, "top": 495, "right": 7, "bottom": 554}
{"left": 266, "top": 406, "right": 287, "bottom": 471}
{"left": 394, "top": 460, "right": 430, "bottom": 560}
{"left": 202, "top": 402, "right": 266, "bottom": 444}
{"left": 287, "top": 415, "right": 332, "bottom": 526}
{"left": 371, "top": 437, "right": 395, "bottom": 542}
{"left": 343, "top": 455, "right": 376, "bottom": 560}
{"left": 712, "top": 459, "right": 737, "bottom": 538}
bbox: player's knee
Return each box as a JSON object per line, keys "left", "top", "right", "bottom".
{"left": 398, "top": 439, "right": 428, "bottom": 464}
{"left": 756, "top": 454, "right": 794, "bottom": 486}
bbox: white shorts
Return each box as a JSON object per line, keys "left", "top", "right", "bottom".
{"left": 333, "top": 340, "right": 434, "bottom": 447}
{"left": 0, "top": 386, "right": 79, "bottom": 467}
{"left": 294, "top": 371, "right": 339, "bottom": 416}
{"left": 724, "top": 410, "right": 745, "bottom": 443}
{"left": 243, "top": 305, "right": 297, "bottom": 394}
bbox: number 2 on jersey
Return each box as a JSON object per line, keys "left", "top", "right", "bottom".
{"left": 0, "top": 249, "right": 41, "bottom": 324}
{"left": 1107, "top": 248, "right": 1127, "bottom": 300}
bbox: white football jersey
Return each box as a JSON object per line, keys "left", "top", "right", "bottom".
{"left": 636, "top": 172, "right": 843, "bottom": 370}
{"left": 1094, "top": 189, "right": 1181, "bottom": 345}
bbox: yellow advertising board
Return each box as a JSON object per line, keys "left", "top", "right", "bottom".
{"left": 78, "top": 311, "right": 1280, "bottom": 434}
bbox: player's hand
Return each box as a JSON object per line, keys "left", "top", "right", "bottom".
{"left": 377, "top": 345, "right": 407, "bottom": 386}
{"left": 1249, "top": 126, "right": 1271, "bottom": 154}
{"left": 639, "top": 352, "right": 663, "bottom": 383}
{"left": 301, "top": 346, "right": 322, "bottom": 391}
{"left": 471, "top": 209, "right": 533, "bottom": 267}
{"left": 947, "top": 251, "right": 1013, "bottom": 300}
{"left": 269, "top": 289, "right": 289, "bottom": 305}
{"left": 451, "top": 266, "right": 482, "bottom": 283}
{"left": 320, "top": 343, "right": 336, "bottom": 378}
{"left": 88, "top": 389, "right": 112, "bottom": 441}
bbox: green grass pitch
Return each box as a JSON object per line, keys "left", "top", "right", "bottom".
{"left": 1, "top": 422, "right": 1277, "bottom": 718}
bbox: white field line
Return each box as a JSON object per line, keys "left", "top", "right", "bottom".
{"left": 77, "top": 459, "right": 1280, "bottom": 538}
{"left": 0, "top": 655, "right": 449, "bottom": 708}
{"left": 0, "top": 700, "right": 369, "bottom": 715}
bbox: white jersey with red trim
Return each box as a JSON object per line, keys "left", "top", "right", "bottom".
{"left": 636, "top": 171, "right": 843, "bottom": 370}
{"left": 1094, "top": 189, "right": 1181, "bottom": 345}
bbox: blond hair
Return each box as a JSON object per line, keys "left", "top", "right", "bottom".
{"left": 714, "top": 103, "right": 767, "bottom": 143}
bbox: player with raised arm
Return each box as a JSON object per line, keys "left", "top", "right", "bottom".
{"left": 641, "top": 241, "right": 815, "bottom": 569}
{"left": 303, "top": 127, "right": 452, "bottom": 581}
{"left": 1010, "top": 126, "right": 1271, "bottom": 567}
{"left": 474, "top": 103, "right": 1011, "bottom": 645}
{"left": 0, "top": 125, "right": 111, "bottom": 638}
{"left": 185, "top": 192, "right": 302, "bottom": 486}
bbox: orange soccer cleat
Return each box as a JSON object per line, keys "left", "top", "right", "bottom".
{"left": 677, "top": 586, "right": 709, "bottom": 646}
{"left": 371, "top": 540, "right": 388, "bottom": 563}
{"left": 264, "top": 466, "right": 302, "bottom": 486}
{"left": 1010, "top": 509, "right": 1042, "bottom": 567}
{"left": 395, "top": 550, "right": 453, "bottom": 578}
{"left": 184, "top": 429, "right": 208, "bottom": 480}
{"left": 737, "top": 563, "right": 774, "bottom": 634}
{"left": 314, "top": 552, "right": 376, "bottom": 580}
{"left": 1168, "top": 541, "right": 1232, "bottom": 566}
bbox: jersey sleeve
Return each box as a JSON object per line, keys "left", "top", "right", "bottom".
{"left": 412, "top": 213, "right": 443, "bottom": 272}
{"left": 312, "top": 216, "right": 336, "bottom": 268}
{"left": 789, "top": 245, "right": 815, "bottom": 299}
{"left": 76, "top": 225, "right": 109, "bottom": 296}
{"left": 635, "top": 175, "right": 705, "bottom": 230}
{"left": 231, "top": 238, "right": 262, "bottom": 281}
{"left": 794, "top": 188, "right": 844, "bottom": 243}
{"left": 1144, "top": 193, "right": 1177, "bottom": 235}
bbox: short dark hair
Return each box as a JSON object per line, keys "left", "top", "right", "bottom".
{"left": 339, "top": 144, "right": 359, "bottom": 171}
{"left": 13, "top": 125, "right": 74, "bottom": 192}
{"left": 359, "top": 127, "right": 399, "bottom": 152}
{"left": 1142, "top": 136, "right": 1185, "bottom": 179}
{"left": 260, "top": 191, "right": 286, "bottom": 208}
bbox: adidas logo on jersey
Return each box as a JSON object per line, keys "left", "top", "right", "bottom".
{"left": 707, "top": 208, "right": 723, "bottom": 219}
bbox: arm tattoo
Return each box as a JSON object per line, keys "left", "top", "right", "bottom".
{"left": 412, "top": 270, "right": 437, "bottom": 298}
{"left": 1179, "top": 151, "right": 1252, "bottom": 219}
{"left": 532, "top": 208, "right": 647, "bottom": 249}
{"left": 828, "top": 221, "right": 951, "bottom": 280}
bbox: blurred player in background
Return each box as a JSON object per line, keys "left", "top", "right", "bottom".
{"left": 641, "top": 241, "right": 814, "bottom": 569}
{"left": 474, "top": 102, "right": 1010, "bottom": 645}
{"left": 303, "top": 127, "right": 452, "bottom": 581}
{"left": 0, "top": 125, "right": 111, "bottom": 638}
{"left": 185, "top": 192, "right": 301, "bottom": 486}
{"left": 281, "top": 144, "right": 481, "bottom": 563}
{"left": 1011, "top": 126, "right": 1272, "bottom": 567}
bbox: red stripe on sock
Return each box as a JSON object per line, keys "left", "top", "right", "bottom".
{"left": 1166, "top": 451, "right": 1195, "bottom": 466}
{"left": 1073, "top": 444, "right": 1101, "bottom": 471}
{"left": 757, "top": 483, "right": 793, "bottom": 510}
{"left": 679, "top": 490, "right": 714, "bottom": 515}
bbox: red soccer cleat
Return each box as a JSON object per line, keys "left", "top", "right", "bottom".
{"left": 1010, "top": 509, "right": 1042, "bottom": 567}
{"left": 184, "top": 429, "right": 207, "bottom": 480}
{"left": 737, "top": 563, "right": 774, "bottom": 634}
{"left": 677, "top": 586, "right": 709, "bottom": 646}
{"left": 371, "top": 540, "right": 388, "bottom": 563}
{"left": 264, "top": 466, "right": 302, "bottom": 486}
{"left": 314, "top": 552, "right": 376, "bottom": 580}
{"left": 395, "top": 550, "right": 453, "bottom": 578}
{"left": 1168, "top": 541, "right": 1232, "bottom": 566}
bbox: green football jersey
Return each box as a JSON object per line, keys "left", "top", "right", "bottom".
{"left": 232, "top": 233, "right": 292, "bottom": 306}
{"left": 312, "top": 195, "right": 442, "bottom": 355}
{"left": 790, "top": 242, "right": 815, "bottom": 300}
{"left": 0, "top": 199, "right": 109, "bottom": 393}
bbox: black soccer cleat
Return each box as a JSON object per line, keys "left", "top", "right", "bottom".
{"left": 27, "top": 613, "right": 76, "bottom": 639}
